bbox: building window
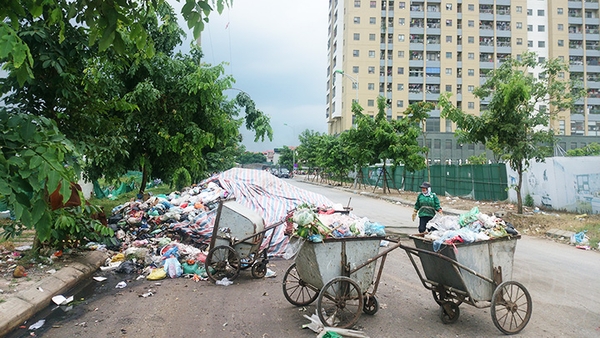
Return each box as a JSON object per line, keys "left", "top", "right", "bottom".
{"left": 397, "top": 100, "right": 404, "bottom": 108}
{"left": 557, "top": 8, "right": 563, "bottom": 15}
{"left": 468, "top": 36, "right": 474, "bottom": 44}
{"left": 445, "top": 84, "right": 452, "bottom": 92}
{"left": 516, "top": 38, "right": 523, "bottom": 45}
{"left": 353, "top": 66, "right": 359, "bottom": 73}
{"left": 369, "top": 33, "right": 376, "bottom": 41}
{"left": 468, "top": 102, "right": 475, "bottom": 109}
{"left": 468, "top": 4, "right": 474, "bottom": 11}
{"left": 558, "top": 40, "right": 564, "bottom": 47}
{"left": 528, "top": 40, "right": 533, "bottom": 47}
{"left": 398, "top": 51, "right": 405, "bottom": 58}
{"left": 354, "top": 17, "right": 360, "bottom": 24}
{"left": 558, "top": 24, "right": 564, "bottom": 31}
{"left": 368, "top": 99, "right": 375, "bottom": 106}
{"left": 369, "top": 50, "right": 376, "bottom": 58}
{"left": 446, "top": 3, "right": 452, "bottom": 10}
{"left": 370, "top": 1, "right": 376, "bottom": 8}
{"left": 527, "top": 9, "right": 532, "bottom": 16}
{"left": 355, "top": 0, "right": 361, "bottom": 8}
{"left": 368, "top": 66, "right": 375, "bottom": 74}
{"left": 354, "top": 33, "right": 360, "bottom": 40}
{"left": 527, "top": 25, "right": 533, "bottom": 31}
{"left": 399, "top": 2, "right": 406, "bottom": 9}
{"left": 538, "top": 41, "right": 545, "bottom": 48}
{"left": 446, "top": 51, "right": 452, "bottom": 59}
{"left": 468, "top": 20, "right": 474, "bottom": 27}
{"left": 398, "top": 83, "right": 404, "bottom": 91}
{"left": 538, "top": 9, "right": 545, "bottom": 16}
{"left": 353, "top": 49, "right": 360, "bottom": 57}
{"left": 468, "top": 85, "right": 474, "bottom": 92}
{"left": 399, "top": 18, "right": 405, "bottom": 25}
{"left": 446, "top": 35, "right": 452, "bottom": 42}
{"left": 445, "top": 68, "right": 452, "bottom": 75}
{"left": 539, "top": 57, "right": 545, "bottom": 63}
{"left": 446, "top": 19, "right": 452, "bottom": 27}
{"left": 538, "top": 25, "right": 545, "bottom": 32}
{"left": 516, "top": 22, "right": 522, "bottom": 29}
{"left": 370, "top": 17, "right": 376, "bottom": 24}
{"left": 468, "top": 69, "right": 474, "bottom": 76}
{"left": 468, "top": 52, "right": 474, "bottom": 60}
{"left": 398, "top": 67, "right": 405, "bottom": 74}
{"left": 398, "top": 34, "right": 405, "bottom": 42}
{"left": 516, "top": 6, "right": 522, "bottom": 13}
{"left": 368, "top": 83, "right": 375, "bottom": 90}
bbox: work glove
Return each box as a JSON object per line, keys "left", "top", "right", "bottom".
{"left": 411, "top": 211, "right": 417, "bottom": 222}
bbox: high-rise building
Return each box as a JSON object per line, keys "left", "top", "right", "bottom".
{"left": 326, "top": 0, "right": 600, "bottom": 156}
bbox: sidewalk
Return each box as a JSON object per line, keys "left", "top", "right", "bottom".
{"left": 0, "top": 250, "right": 109, "bottom": 337}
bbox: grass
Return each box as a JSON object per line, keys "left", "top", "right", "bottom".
{"left": 579, "top": 222, "right": 600, "bottom": 249}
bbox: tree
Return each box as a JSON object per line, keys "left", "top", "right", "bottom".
{"left": 439, "top": 52, "right": 585, "bottom": 213}
{"left": 403, "top": 102, "right": 435, "bottom": 182}
{"left": 236, "top": 151, "right": 267, "bottom": 165}
{"left": 566, "top": 142, "right": 600, "bottom": 156}
{"left": 278, "top": 146, "right": 295, "bottom": 172}
{"left": 1, "top": 0, "right": 230, "bottom": 85}
{"left": 296, "top": 130, "right": 324, "bottom": 180}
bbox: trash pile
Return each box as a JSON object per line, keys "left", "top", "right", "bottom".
{"left": 422, "top": 207, "right": 519, "bottom": 252}
{"left": 288, "top": 204, "right": 386, "bottom": 242}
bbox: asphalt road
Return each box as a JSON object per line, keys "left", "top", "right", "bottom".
{"left": 10, "top": 177, "right": 600, "bottom": 338}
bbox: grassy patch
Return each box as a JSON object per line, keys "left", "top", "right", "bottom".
{"left": 90, "top": 184, "right": 173, "bottom": 217}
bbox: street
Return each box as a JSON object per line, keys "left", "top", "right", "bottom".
{"left": 11, "top": 178, "right": 600, "bottom": 338}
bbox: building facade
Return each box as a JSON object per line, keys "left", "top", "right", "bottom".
{"left": 326, "top": 0, "right": 600, "bottom": 148}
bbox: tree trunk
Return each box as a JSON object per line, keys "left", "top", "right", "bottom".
{"left": 139, "top": 164, "right": 148, "bottom": 195}
{"left": 516, "top": 162, "right": 523, "bottom": 214}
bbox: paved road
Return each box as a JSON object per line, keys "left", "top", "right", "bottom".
{"left": 10, "top": 177, "right": 600, "bottom": 337}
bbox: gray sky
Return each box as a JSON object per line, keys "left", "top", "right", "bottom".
{"left": 197, "top": 0, "right": 329, "bottom": 152}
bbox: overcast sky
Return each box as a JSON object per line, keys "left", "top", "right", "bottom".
{"left": 189, "top": 0, "right": 329, "bottom": 152}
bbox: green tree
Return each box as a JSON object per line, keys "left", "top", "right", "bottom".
{"left": 296, "top": 130, "right": 324, "bottom": 179}
{"left": 439, "top": 52, "right": 585, "bottom": 213}
{"left": 315, "top": 134, "right": 352, "bottom": 185}
{"left": 566, "top": 142, "right": 600, "bottom": 156}
{"left": 278, "top": 146, "right": 295, "bottom": 172}
{"left": 402, "top": 101, "right": 435, "bottom": 182}
{"left": 236, "top": 151, "right": 267, "bottom": 165}
{"left": 1, "top": 0, "right": 230, "bottom": 85}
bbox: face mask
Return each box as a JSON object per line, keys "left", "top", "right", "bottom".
{"left": 423, "top": 187, "right": 431, "bottom": 196}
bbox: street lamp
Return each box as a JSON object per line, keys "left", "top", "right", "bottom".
{"left": 334, "top": 70, "right": 359, "bottom": 102}
{"left": 283, "top": 123, "right": 296, "bottom": 172}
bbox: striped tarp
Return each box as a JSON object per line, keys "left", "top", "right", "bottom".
{"left": 205, "top": 168, "right": 334, "bottom": 257}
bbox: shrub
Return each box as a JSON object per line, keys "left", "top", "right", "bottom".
{"left": 173, "top": 167, "right": 192, "bottom": 191}
{"left": 524, "top": 194, "right": 534, "bottom": 208}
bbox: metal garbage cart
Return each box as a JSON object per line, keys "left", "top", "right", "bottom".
{"left": 401, "top": 234, "right": 532, "bottom": 335}
{"left": 282, "top": 236, "right": 401, "bottom": 328}
{"left": 205, "top": 199, "right": 285, "bottom": 282}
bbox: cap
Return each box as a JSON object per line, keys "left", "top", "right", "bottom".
{"left": 420, "top": 181, "right": 431, "bottom": 189}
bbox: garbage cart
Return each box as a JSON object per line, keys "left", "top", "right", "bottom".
{"left": 401, "top": 234, "right": 532, "bottom": 335}
{"left": 282, "top": 236, "right": 401, "bottom": 328}
{"left": 205, "top": 199, "right": 285, "bottom": 282}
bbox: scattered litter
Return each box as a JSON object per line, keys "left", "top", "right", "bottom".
{"left": 576, "top": 245, "right": 591, "bottom": 250}
{"left": 28, "top": 319, "right": 45, "bottom": 330}
{"left": 265, "top": 268, "right": 276, "bottom": 278}
{"left": 37, "top": 287, "right": 44, "bottom": 292}
{"left": 52, "top": 295, "right": 74, "bottom": 306}
{"left": 15, "top": 245, "right": 32, "bottom": 251}
{"left": 215, "top": 277, "right": 233, "bottom": 286}
{"left": 93, "top": 276, "right": 107, "bottom": 282}
{"left": 115, "top": 281, "right": 127, "bottom": 289}
{"left": 570, "top": 231, "right": 590, "bottom": 245}
{"left": 46, "top": 269, "right": 57, "bottom": 274}
{"left": 380, "top": 240, "right": 389, "bottom": 247}
{"left": 139, "top": 291, "right": 153, "bottom": 298}
{"left": 302, "top": 312, "right": 369, "bottom": 337}
{"left": 13, "top": 265, "right": 27, "bottom": 278}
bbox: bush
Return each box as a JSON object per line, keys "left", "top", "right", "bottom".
{"left": 173, "top": 167, "right": 192, "bottom": 191}
{"left": 524, "top": 194, "right": 534, "bottom": 208}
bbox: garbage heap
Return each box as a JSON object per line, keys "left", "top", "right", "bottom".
{"left": 422, "top": 207, "right": 519, "bottom": 252}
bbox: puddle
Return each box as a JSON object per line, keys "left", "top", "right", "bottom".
{"left": 5, "top": 271, "right": 139, "bottom": 337}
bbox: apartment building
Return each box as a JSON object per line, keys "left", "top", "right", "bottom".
{"left": 326, "top": 0, "right": 600, "bottom": 159}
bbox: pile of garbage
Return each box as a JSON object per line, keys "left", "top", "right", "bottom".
{"left": 423, "top": 207, "right": 518, "bottom": 252}
{"left": 288, "top": 204, "right": 386, "bottom": 242}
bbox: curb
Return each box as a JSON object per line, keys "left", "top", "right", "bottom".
{"left": 0, "top": 250, "right": 110, "bottom": 337}
{"left": 545, "top": 228, "right": 576, "bottom": 240}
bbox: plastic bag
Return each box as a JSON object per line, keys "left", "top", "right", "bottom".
{"left": 364, "top": 222, "right": 386, "bottom": 236}
{"left": 147, "top": 268, "right": 167, "bottom": 280}
{"left": 163, "top": 257, "right": 182, "bottom": 278}
{"left": 283, "top": 237, "right": 305, "bottom": 260}
{"left": 458, "top": 207, "right": 480, "bottom": 227}
{"left": 292, "top": 209, "right": 315, "bottom": 227}
{"left": 570, "top": 230, "right": 589, "bottom": 245}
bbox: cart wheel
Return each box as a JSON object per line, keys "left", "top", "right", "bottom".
{"left": 205, "top": 245, "right": 240, "bottom": 283}
{"left": 439, "top": 302, "right": 460, "bottom": 324}
{"left": 432, "top": 290, "right": 463, "bottom": 306}
{"left": 251, "top": 261, "right": 267, "bottom": 278}
{"left": 317, "top": 277, "right": 363, "bottom": 329}
{"left": 282, "top": 263, "right": 318, "bottom": 306}
{"left": 363, "top": 295, "right": 379, "bottom": 315}
{"left": 240, "top": 253, "right": 255, "bottom": 270}
{"left": 491, "top": 281, "right": 532, "bottom": 335}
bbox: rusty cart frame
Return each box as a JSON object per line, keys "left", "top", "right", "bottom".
{"left": 282, "top": 236, "right": 404, "bottom": 328}
{"left": 401, "top": 234, "right": 532, "bottom": 335}
{"left": 205, "top": 199, "right": 286, "bottom": 282}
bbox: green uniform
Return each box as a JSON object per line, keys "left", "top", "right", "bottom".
{"left": 414, "top": 192, "right": 441, "bottom": 217}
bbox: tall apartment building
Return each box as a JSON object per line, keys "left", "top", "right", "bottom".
{"left": 326, "top": 0, "right": 600, "bottom": 160}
